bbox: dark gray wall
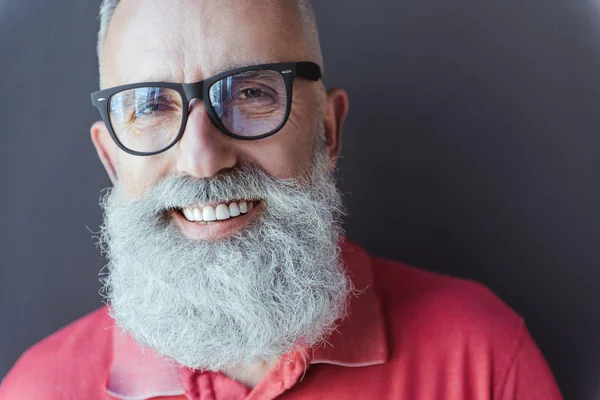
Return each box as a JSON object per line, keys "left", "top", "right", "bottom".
{"left": 1, "top": 1, "right": 599, "bottom": 398}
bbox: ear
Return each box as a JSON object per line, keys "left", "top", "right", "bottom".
{"left": 91, "top": 120, "right": 119, "bottom": 184}
{"left": 323, "top": 88, "right": 349, "bottom": 171}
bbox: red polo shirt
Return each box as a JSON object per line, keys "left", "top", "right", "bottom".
{"left": 0, "top": 240, "right": 562, "bottom": 399}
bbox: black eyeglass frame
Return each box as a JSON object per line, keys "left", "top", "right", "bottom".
{"left": 90, "top": 61, "right": 322, "bottom": 156}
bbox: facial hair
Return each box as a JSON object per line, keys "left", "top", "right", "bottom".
{"left": 98, "top": 135, "right": 352, "bottom": 372}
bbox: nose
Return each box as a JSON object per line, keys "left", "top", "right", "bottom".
{"left": 176, "top": 99, "right": 237, "bottom": 178}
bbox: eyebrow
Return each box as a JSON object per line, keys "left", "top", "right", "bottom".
{"left": 210, "top": 62, "right": 251, "bottom": 77}
{"left": 134, "top": 59, "right": 279, "bottom": 85}
{"left": 210, "top": 57, "right": 281, "bottom": 76}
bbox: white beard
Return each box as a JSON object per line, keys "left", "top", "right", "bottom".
{"left": 98, "top": 136, "right": 352, "bottom": 371}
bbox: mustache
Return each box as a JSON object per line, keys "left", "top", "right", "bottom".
{"left": 108, "top": 162, "right": 309, "bottom": 215}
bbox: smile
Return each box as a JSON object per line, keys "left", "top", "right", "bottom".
{"left": 178, "top": 200, "right": 258, "bottom": 224}
{"left": 172, "top": 200, "right": 262, "bottom": 241}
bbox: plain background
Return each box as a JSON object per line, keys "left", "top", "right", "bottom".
{"left": 1, "top": 0, "right": 599, "bottom": 398}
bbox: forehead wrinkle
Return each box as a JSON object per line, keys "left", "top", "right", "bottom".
{"left": 121, "top": 49, "right": 190, "bottom": 83}
{"left": 103, "top": 1, "right": 185, "bottom": 85}
{"left": 103, "top": 0, "right": 313, "bottom": 87}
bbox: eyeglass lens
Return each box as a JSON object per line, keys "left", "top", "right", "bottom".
{"left": 107, "top": 70, "right": 287, "bottom": 153}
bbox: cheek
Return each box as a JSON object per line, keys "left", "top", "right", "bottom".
{"left": 116, "top": 153, "right": 170, "bottom": 198}
{"left": 247, "top": 110, "right": 317, "bottom": 180}
{"left": 257, "top": 90, "right": 321, "bottom": 179}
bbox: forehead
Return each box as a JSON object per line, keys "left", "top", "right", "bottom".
{"left": 102, "top": 0, "right": 308, "bottom": 87}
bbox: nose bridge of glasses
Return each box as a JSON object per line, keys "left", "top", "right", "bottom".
{"left": 182, "top": 81, "right": 205, "bottom": 105}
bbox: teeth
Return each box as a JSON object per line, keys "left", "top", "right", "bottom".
{"left": 193, "top": 208, "right": 203, "bottom": 222}
{"left": 203, "top": 205, "right": 217, "bottom": 222}
{"left": 183, "top": 208, "right": 194, "bottom": 221}
{"left": 181, "top": 200, "right": 257, "bottom": 223}
{"left": 215, "top": 204, "right": 230, "bottom": 220}
{"left": 228, "top": 202, "right": 241, "bottom": 217}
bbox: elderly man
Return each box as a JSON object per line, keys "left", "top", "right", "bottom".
{"left": 0, "top": 1, "right": 562, "bottom": 399}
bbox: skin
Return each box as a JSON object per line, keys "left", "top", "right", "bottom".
{"left": 90, "top": 0, "right": 349, "bottom": 387}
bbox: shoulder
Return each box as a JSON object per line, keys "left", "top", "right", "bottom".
{"left": 368, "top": 255, "right": 562, "bottom": 398}
{"left": 0, "top": 306, "right": 114, "bottom": 399}
{"left": 373, "top": 255, "right": 520, "bottom": 327}
{"left": 371, "top": 255, "right": 545, "bottom": 391}
{"left": 372, "top": 255, "right": 523, "bottom": 351}
{"left": 365, "top": 250, "right": 528, "bottom": 375}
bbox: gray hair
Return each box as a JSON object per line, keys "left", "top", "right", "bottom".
{"left": 96, "top": 0, "right": 118, "bottom": 67}
{"left": 96, "top": 0, "right": 323, "bottom": 84}
{"left": 98, "top": 131, "right": 352, "bottom": 371}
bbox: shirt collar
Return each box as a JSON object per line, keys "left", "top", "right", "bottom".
{"left": 106, "top": 239, "right": 389, "bottom": 399}
{"left": 310, "top": 239, "right": 389, "bottom": 366}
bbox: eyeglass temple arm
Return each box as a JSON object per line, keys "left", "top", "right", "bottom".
{"left": 297, "top": 62, "right": 322, "bottom": 81}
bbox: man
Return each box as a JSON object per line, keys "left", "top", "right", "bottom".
{"left": 0, "top": 0, "right": 562, "bottom": 399}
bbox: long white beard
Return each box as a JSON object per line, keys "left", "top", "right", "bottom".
{"left": 98, "top": 138, "right": 352, "bottom": 371}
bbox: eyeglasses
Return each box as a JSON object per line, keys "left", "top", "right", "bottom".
{"left": 90, "top": 62, "right": 322, "bottom": 156}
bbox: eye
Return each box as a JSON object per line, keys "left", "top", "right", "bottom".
{"left": 240, "top": 88, "right": 265, "bottom": 99}
{"left": 136, "top": 103, "right": 160, "bottom": 116}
